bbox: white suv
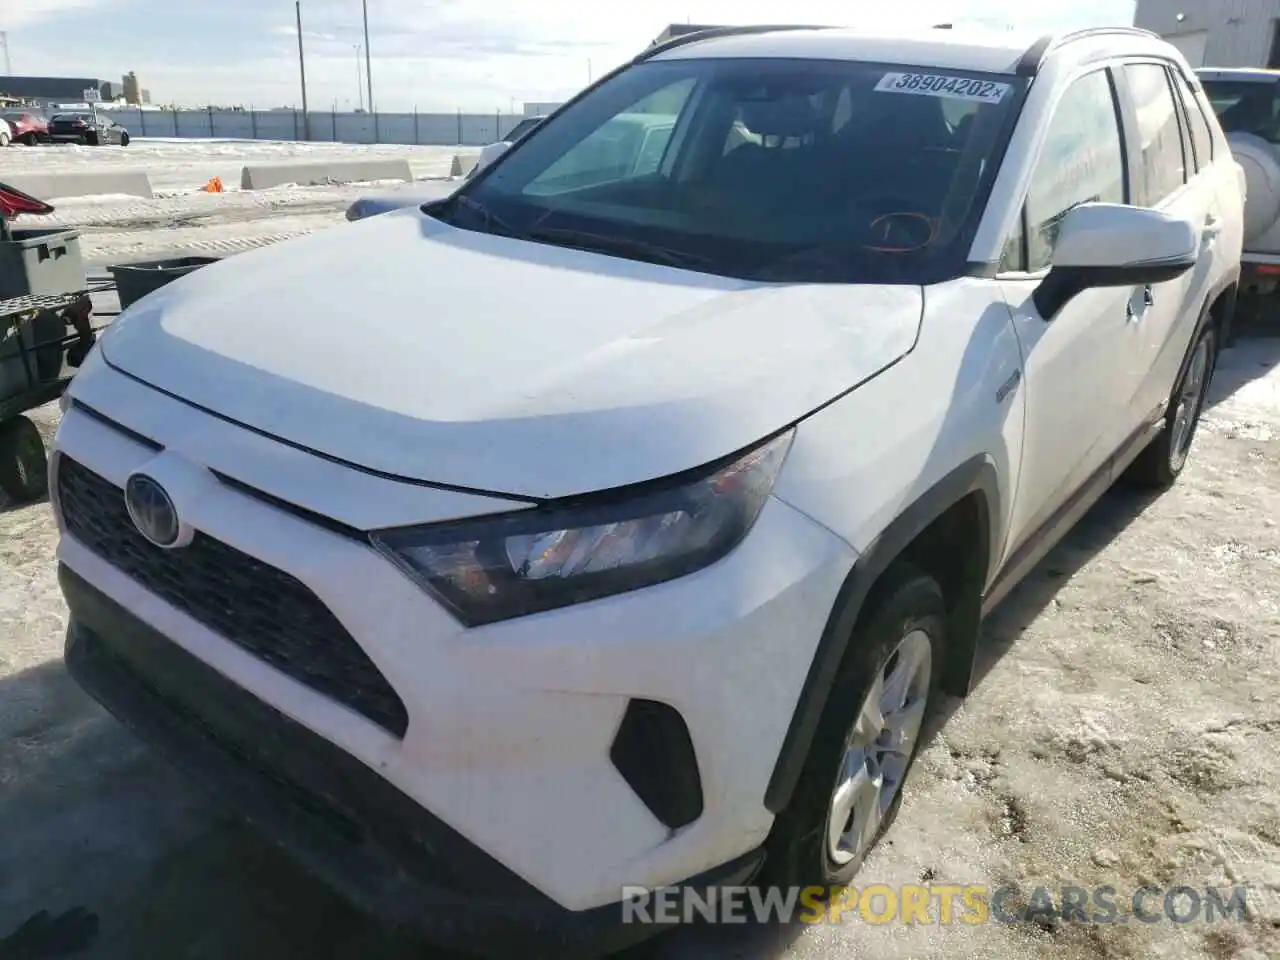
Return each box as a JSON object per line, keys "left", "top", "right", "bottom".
{"left": 53, "top": 24, "right": 1242, "bottom": 957}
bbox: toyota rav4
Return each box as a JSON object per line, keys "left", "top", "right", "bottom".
{"left": 52, "top": 23, "right": 1243, "bottom": 958}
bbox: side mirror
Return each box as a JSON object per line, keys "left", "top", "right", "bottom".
{"left": 1033, "top": 203, "right": 1199, "bottom": 320}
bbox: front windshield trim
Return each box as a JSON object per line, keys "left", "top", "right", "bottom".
{"left": 435, "top": 57, "right": 1031, "bottom": 285}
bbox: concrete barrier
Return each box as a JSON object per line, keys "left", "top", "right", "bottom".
{"left": 239, "top": 158, "right": 414, "bottom": 190}
{"left": 5, "top": 170, "right": 155, "bottom": 201}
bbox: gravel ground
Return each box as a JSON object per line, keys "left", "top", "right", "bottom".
{"left": 0, "top": 157, "right": 1277, "bottom": 957}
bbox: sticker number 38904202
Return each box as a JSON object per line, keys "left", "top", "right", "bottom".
{"left": 874, "top": 72, "right": 1011, "bottom": 104}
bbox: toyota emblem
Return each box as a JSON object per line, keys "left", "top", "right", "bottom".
{"left": 124, "top": 474, "right": 181, "bottom": 548}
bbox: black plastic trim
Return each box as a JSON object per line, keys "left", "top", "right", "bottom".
{"left": 610, "top": 700, "right": 704, "bottom": 830}
{"left": 762, "top": 455, "right": 1001, "bottom": 814}
{"left": 981, "top": 418, "right": 1160, "bottom": 616}
{"left": 59, "top": 564, "right": 763, "bottom": 957}
{"left": 71, "top": 400, "right": 162, "bottom": 451}
{"left": 1015, "top": 35, "right": 1054, "bottom": 77}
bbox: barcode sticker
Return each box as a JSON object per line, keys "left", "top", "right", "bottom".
{"left": 874, "top": 72, "right": 1011, "bottom": 104}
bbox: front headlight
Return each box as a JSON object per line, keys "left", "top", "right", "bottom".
{"left": 371, "top": 430, "right": 794, "bottom": 626}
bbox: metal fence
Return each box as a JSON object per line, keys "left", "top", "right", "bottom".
{"left": 93, "top": 106, "right": 534, "bottom": 147}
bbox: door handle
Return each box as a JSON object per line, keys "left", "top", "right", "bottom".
{"left": 1143, "top": 284, "right": 1154, "bottom": 307}
{"left": 1203, "top": 213, "right": 1222, "bottom": 245}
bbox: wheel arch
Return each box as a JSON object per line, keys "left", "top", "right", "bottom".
{"left": 763, "top": 454, "right": 1001, "bottom": 815}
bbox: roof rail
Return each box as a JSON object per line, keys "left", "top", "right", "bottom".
{"left": 1016, "top": 25, "right": 1162, "bottom": 75}
{"left": 1055, "top": 25, "right": 1160, "bottom": 45}
{"left": 635, "top": 24, "right": 835, "bottom": 62}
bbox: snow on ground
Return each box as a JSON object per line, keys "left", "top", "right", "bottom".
{"left": 4, "top": 140, "right": 473, "bottom": 264}
{"left": 0, "top": 167, "right": 1277, "bottom": 958}
{"left": 5, "top": 138, "right": 475, "bottom": 193}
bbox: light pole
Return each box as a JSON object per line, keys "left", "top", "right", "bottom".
{"left": 354, "top": 44, "right": 364, "bottom": 111}
{"left": 295, "top": 1, "right": 311, "bottom": 139}
{"left": 362, "top": 0, "right": 374, "bottom": 112}
{"left": 0, "top": 32, "right": 11, "bottom": 75}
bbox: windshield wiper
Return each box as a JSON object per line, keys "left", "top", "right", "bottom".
{"left": 523, "top": 226, "right": 711, "bottom": 271}
{"left": 445, "top": 194, "right": 525, "bottom": 238}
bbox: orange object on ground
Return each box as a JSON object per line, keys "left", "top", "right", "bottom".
{"left": 201, "top": 176, "right": 224, "bottom": 193}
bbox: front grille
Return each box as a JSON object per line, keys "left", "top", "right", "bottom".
{"left": 56, "top": 456, "right": 409, "bottom": 738}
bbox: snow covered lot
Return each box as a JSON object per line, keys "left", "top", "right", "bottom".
{"left": 0, "top": 146, "right": 1278, "bottom": 957}
{"left": 6, "top": 139, "right": 472, "bottom": 264}
{"left": 6, "top": 137, "right": 471, "bottom": 192}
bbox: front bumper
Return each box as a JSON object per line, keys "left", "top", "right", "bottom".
{"left": 62, "top": 565, "right": 762, "bottom": 957}
{"left": 52, "top": 361, "right": 857, "bottom": 917}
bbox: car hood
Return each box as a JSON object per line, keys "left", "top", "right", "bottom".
{"left": 100, "top": 210, "right": 922, "bottom": 500}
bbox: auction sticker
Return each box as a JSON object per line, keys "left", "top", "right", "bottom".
{"left": 874, "top": 72, "right": 1011, "bottom": 103}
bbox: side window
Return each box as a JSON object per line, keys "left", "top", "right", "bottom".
{"left": 1124, "top": 63, "right": 1189, "bottom": 204}
{"left": 1025, "top": 69, "right": 1127, "bottom": 272}
{"left": 1171, "top": 70, "right": 1213, "bottom": 168}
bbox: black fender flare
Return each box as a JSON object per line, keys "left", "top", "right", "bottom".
{"left": 763, "top": 454, "right": 1002, "bottom": 815}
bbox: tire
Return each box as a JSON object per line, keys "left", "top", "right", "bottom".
{"left": 21, "top": 132, "right": 37, "bottom": 147}
{"left": 0, "top": 416, "right": 49, "bottom": 504}
{"left": 0, "top": 131, "right": 9, "bottom": 148}
{"left": 1126, "top": 324, "right": 1217, "bottom": 489}
{"left": 120, "top": 132, "right": 130, "bottom": 147}
{"left": 761, "top": 566, "right": 946, "bottom": 894}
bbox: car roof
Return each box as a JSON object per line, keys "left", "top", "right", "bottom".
{"left": 647, "top": 24, "right": 1179, "bottom": 78}
{"left": 1197, "top": 67, "right": 1280, "bottom": 83}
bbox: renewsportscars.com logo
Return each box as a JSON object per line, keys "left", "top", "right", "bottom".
{"left": 619, "top": 883, "right": 1252, "bottom": 926}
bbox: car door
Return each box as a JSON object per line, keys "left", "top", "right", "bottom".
{"left": 1114, "top": 61, "right": 1217, "bottom": 420}
{"left": 995, "top": 65, "right": 1147, "bottom": 563}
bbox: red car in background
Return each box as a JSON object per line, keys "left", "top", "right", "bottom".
{"left": 0, "top": 111, "right": 49, "bottom": 145}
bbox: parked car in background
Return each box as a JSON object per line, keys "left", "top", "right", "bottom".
{"left": 1198, "top": 67, "right": 1280, "bottom": 297}
{"left": 0, "top": 110, "right": 48, "bottom": 145}
{"left": 345, "top": 179, "right": 460, "bottom": 221}
{"left": 468, "top": 114, "right": 547, "bottom": 177}
{"left": 0, "top": 118, "right": 10, "bottom": 148}
{"left": 346, "top": 113, "right": 677, "bottom": 221}
{"left": 53, "top": 24, "right": 1242, "bottom": 958}
{"left": 48, "top": 113, "right": 131, "bottom": 146}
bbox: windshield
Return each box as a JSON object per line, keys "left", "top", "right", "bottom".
{"left": 1201, "top": 79, "right": 1280, "bottom": 143}
{"left": 437, "top": 58, "right": 1027, "bottom": 283}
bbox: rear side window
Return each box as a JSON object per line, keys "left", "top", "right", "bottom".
{"left": 1124, "top": 63, "right": 1189, "bottom": 205}
{"left": 1023, "top": 69, "right": 1127, "bottom": 272}
{"left": 1171, "top": 70, "right": 1214, "bottom": 168}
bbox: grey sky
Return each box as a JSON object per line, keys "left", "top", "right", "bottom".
{"left": 2, "top": 0, "right": 1137, "bottom": 111}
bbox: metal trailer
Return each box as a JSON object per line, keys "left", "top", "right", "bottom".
{"left": 0, "top": 183, "right": 113, "bottom": 504}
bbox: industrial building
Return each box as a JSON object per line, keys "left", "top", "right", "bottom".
{"left": 1134, "top": 0, "right": 1280, "bottom": 68}
{"left": 0, "top": 75, "right": 103, "bottom": 102}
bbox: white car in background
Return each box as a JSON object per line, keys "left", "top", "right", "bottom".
{"left": 469, "top": 114, "right": 547, "bottom": 177}
{"left": 344, "top": 116, "right": 549, "bottom": 221}
{"left": 55, "top": 23, "right": 1242, "bottom": 959}
{"left": 0, "top": 117, "right": 11, "bottom": 148}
